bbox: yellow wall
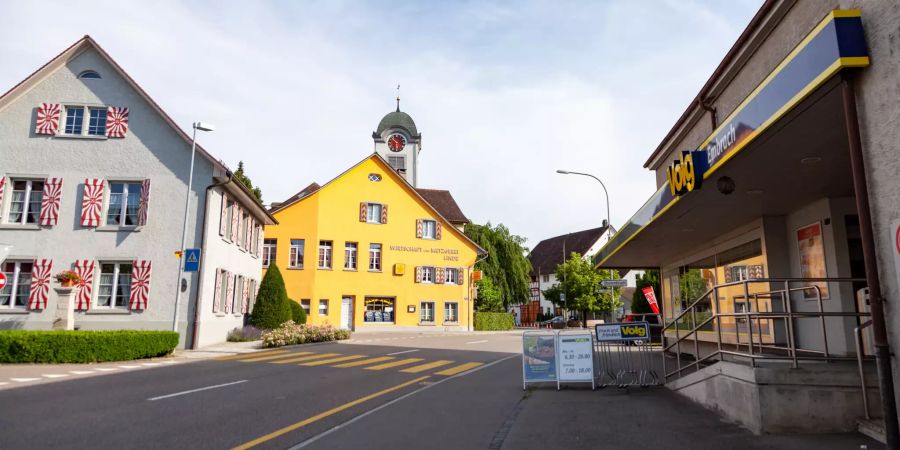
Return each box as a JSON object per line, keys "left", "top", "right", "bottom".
{"left": 264, "top": 156, "right": 479, "bottom": 330}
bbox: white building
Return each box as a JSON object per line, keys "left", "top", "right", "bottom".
{"left": 0, "top": 36, "right": 275, "bottom": 348}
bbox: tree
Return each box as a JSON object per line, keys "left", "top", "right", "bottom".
{"left": 288, "top": 298, "right": 308, "bottom": 324}
{"left": 542, "top": 252, "right": 622, "bottom": 324}
{"left": 631, "top": 270, "right": 660, "bottom": 314}
{"left": 234, "top": 161, "right": 263, "bottom": 204}
{"left": 464, "top": 222, "right": 532, "bottom": 308}
{"left": 249, "top": 262, "right": 292, "bottom": 329}
{"left": 475, "top": 276, "right": 503, "bottom": 312}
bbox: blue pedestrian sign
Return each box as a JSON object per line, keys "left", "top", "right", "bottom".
{"left": 184, "top": 248, "right": 201, "bottom": 272}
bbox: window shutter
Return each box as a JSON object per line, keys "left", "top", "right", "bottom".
{"left": 38, "top": 177, "right": 63, "bottom": 226}
{"left": 251, "top": 279, "right": 259, "bottom": 313}
{"left": 436, "top": 267, "right": 445, "bottom": 284}
{"left": 436, "top": 222, "right": 442, "bottom": 240}
{"left": 213, "top": 269, "right": 223, "bottom": 313}
{"left": 415, "top": 266, "right": 423, "bottom": 283}
{"left": 241, "top": 277, "right": 250, "bottom": 314}
{"left": 381, "top": 204, "right": 388, "bottom": 224}
{"left": 359, "top": 202, "right": 367, "bottom": 222}
{"left": 27, "top": 259, "right": 52, "bottom": 310}
{"left": 128, "top": 260, "right": 152, "bottom": 310}
{"left": 457, "top": 267, "right": 465, "bottom": 285}
{"left": 74, "top": 260, "right": 95, "bottom": 310}
{"left": 106, "top": 106, "right": 129, "bottom": 138}
{"left": 0, "top": 177, "right": 6, "bottom": 210}
{"left": 230, "top": 204, "right": 240, "bottom": 242}
{"left": 256, "top": 224, "right": 264, "bottom": 258}
{"left": 724, "top": 268, "right": 733, "bottom": 284}
{"left": 80, "top": 179, "right": 104, "bottom": 227}
{"left": 219, "top": 194, "right": 228, "bottom": 236}
{"left": 137, "top": 179, "right": 151, "bottom": 226}
{"left": 416, "top": 219, "right": 423, "bottom": 238}
{"left": 224, "top": 271, "right": 234, "bottom": 313}
{"left": 35, "top": 103, "right": 61, "bottom": 135}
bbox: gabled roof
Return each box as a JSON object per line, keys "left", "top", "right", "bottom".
{"left": 269, "top": 153, "right": 485, "bottom": 255}
{"left": 0, "top": 35, "right": 227, "bottom": 173}
{"left": 528, "top": 226, "right": 609, "bottom": 276}
{"left": 270, "top": 182, "right": 321, "bottom": 211}
{"left": 415, "top": 189, "right": 469, "bottom": 225}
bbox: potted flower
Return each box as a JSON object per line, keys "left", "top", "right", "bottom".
{"left": 54, "top": 270, "right": 82, "bottom": 288}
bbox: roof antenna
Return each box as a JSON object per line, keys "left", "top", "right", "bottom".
{"left": 396, "top": 84, "right": 401, "bottom": 112}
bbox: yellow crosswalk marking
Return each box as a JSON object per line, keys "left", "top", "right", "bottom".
{"left": 400, "top": 360, "right": 454, "bottom": 373}
{"left": 300, "top": 355, "right": 366, "bottom": 366}
{"left": 332, "top": 356, "right": 394, "bottom": 368}
{"left": 215, "top": 350, "right": 288, "bottom": 361}
{"left": 269, "top": 353, "right": 341, "bottom": 364}
{"left": 364, "top": 358, "right": 424, "bottom": 371}
{"left": 241, "top": 352, "right": 313, "bottom": 363}
{"left": 434, "top": 362, "right": 483, "bottom": 376}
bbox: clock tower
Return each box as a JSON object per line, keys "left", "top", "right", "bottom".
{"left": 373, "top": 98, "right": 422, "bottom": 186}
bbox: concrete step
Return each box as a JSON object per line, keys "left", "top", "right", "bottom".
{"left": 857, "top": 418, "right": 886, "bottom": 444}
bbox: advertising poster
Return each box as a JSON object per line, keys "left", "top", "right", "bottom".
{"left": 558, "top": 334, "right": 593, "bottom": 382}
{"left": 797, "top": 222, "right": 829, "bottom": 300}
{"left": 522, "top": 334, "right": 557, "bottom": 382}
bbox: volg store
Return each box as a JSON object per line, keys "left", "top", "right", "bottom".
{"left": 595, "top": 2, "right": 900, "bottom": 442}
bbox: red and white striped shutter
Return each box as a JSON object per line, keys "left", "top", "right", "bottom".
{"left": 128, "top": 260, "right": 152, "bottom": 310}
{"left": 457, "top": 267, "right": 465, "bottom": 285}
{"left": 106, "top": 106, "right": 129, "bottom": 138}
{"left": 224, "top": 271, "right": 234, "bottom": 313}
{"left": 212, "top": 269, "right": 222, "bottom": 313}
{"left": 137, "top": 179, "right": 151, "bottom": 226}
{"left": 230, "top": 205, "right": 239, "bottom": 242}
{"left": 415, "top": 266, "right": 423, "bottom": 283}
{"left": 436, "top": 267, "right": 445, "bottom": 284}
{"left": 436, "top": 222, "right": 443, "bottom": 240}
{"left": 27, "top": 259, "right": 52, "bottom": 310}
{"left": 39, "top": 177, "right": 63, "bottom": 226}
{"left": 241, "top": 277, "right": 249, "bottom": 314}
{"left": 381, "top": 204, "right": 388, "bottom": 224}
{"left": 80, "top": 179, "right": 104, "bottom": 227}
{"left": 35, "top": 103, "right": 61, "bottom": 135}
{"left": 0, "top": 177, "right": 6, "bottom": 208}
{"left": 416, "top": 219, "right": 423, "bottom": 238}
{"left": 219, "top": 194, "right": 228, "bottom": 236}
{"left": 74, "top": 260, "right": 96, "bottom": 310}
{"left": 257, "top": 224, "right": 264, "bottom": 258}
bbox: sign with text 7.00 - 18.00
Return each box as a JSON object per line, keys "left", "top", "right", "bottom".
{"left": 558, "top": 334, "right": 594, "bottom": 388}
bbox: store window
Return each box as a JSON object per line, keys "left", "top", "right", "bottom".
{"left": 344, "top": 242, "right": 357, "bottom": 270}
{"left": 364, "top": 298, "right": 394, "bottom": 322}
{"left": 318, "top": 299, "right": 329, "bottom": 316}
{"left": 318, "top": 240, "right": 333, "bottom": 269}
{"left": 289, "top": 239, "right": 305, "bottom": 269}
{"left": 0, "top": 261, "right": 32, "bottom": 309}
{"left": 262, "top": 239, "right": 276, "bottom": 267}
{"left": 444, "top": 302, "right": 458, "bottom": 323}
{"left": 420, "top": 301, "right": 435, "bottom": 323}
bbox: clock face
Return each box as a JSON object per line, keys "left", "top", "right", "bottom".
{"left": 387, "top": 134, "right": 406, "bottom": 152}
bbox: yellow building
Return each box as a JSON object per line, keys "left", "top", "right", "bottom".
{"left": 263, "top": 153, "right": 483, "bottom": 331}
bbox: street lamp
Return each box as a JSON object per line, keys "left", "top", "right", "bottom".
{"left": 556, "top": 170, "right": 611, "bottom": 241}
{"left": 172, "top": 122, "right": 215, "bottom": 333}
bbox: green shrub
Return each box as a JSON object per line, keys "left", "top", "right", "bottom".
{"left": 474, "top": 312, "right": 514, "bottom": 331}
{"left": 288, "top": 299, "right": 307, "bottom": 324}
{"left": 250, "top": 262, "right": 292, "bottom": 330}
{"left": 0, "top": 330, "right": 178, "bottom": 363}
{"left": 261, "top": 321, "right": 351, "bottom": 348}
{"left": 226, "top": 325, "right": 263, "bottom": 342}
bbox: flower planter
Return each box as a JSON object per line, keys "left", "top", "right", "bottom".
{"left": 60, "top": 279, "right": 76, "bottom": 288}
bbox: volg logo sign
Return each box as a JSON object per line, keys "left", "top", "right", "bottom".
{"left": 666, "top": 150, "right": 708, "bottom": 196}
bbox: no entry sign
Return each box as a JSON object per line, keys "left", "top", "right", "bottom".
{"left": 0, "top": 272, "right": 6, "bottom": 290}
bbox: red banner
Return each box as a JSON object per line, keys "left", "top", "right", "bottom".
{"left": 642, "top": 286, "right": 660, "bottom": 314}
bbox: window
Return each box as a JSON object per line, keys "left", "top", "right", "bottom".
{"left": 344, "top": 242, "right": 357, "bottom": 270}
{"left": 387, "top": 156, "right": 406, "bottom": 171}
{"left": 87, "top": 108, "right": 107, "bottom": 136}
{"left": 224, "top": 200, "right": 235, "bottom": 240}
{"left": 318, "top": 241, "right": 333, "bottom": 269}
{"left": 729, "top": 265, "right": 749, "bottom": 282}
{"left": 0, "top": 261, "right": 32, "bottom": 309}
{"left": 422, "top": 220, "right": 437, "bottom": 239}
{"left": 444, "top": 302, "right": 458, "bottom": 323}
{"left": 300, "top": 299, "right": 310, "bottom": 315}
{"left": 542, "top": 274, "right": 550, "bottom": 283}
{"left": 216, "top": 270, "right": 229, "bottom": 312}
{"left": 262, "top": 239, "right": 277, "bottom": 267}
{"left": 420, "top": 301, "right": 435, "bottom": 323}
{"left": 78, "top": 70, "right": 101, "bottom": 79}
{"left": 97, "top": 262, "right": 132, "bottom": 308}
{"left": 364, "top": 298, "right": 394, "bottom": 323}
{"left": 445, "top": 268, "right": 458, "bottom": 284}
{"left": 233, "top": 275, "right": 243, "bottom": 314}
{"left": 8, "top": 179, "right": 43, "bottom": 225}
{"left": 289, "top": 239, "right": 305, "bottom": 269}
{"left": 422, "top": 266, "right": 435, "bottom": 283}
{"left": 369, "top": 244, "right": 382, "bottom": 271}
{"left": 366, "top": 203, "right": 383, "bottom": 224}
{"left": 318, "top": 299, "right": 329, "bottom": 316}
{"left": 106, "top": 182, "right": 142, "bottom": 226}
{"left": 367, "top": 173, "right": 382, "bottom": 182}
{"left": 64, "top": 106, "right": 84, "bottom": 134}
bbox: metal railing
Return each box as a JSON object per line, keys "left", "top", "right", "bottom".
{"left": 661, "top": 278, "right": 873, "bottom": 385}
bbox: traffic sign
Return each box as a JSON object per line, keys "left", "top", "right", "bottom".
{"left": 0, "top": 272, "right": 6, "bottom": 290}
{"left": 183, "top": 248, "right": 201, "bottom": 272}
{"left": 600, "top": 279, "right": 627, "bottom": 288}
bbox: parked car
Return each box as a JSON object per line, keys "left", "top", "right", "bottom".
{"left": 540, "top": 316, "right": 566, "bottom": 325}
{"left": 622, "top": 313, "right": 662, "bottom": 343}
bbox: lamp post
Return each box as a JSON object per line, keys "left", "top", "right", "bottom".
{"left": 172, "top": 122, "right": 214, "bottom": 333}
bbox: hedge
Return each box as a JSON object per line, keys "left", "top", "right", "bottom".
{"left": 0, "top": 330, "right": 179, "bottom": 363}
{"left": 474, "top": 312, "right": 515, "bottom": 331}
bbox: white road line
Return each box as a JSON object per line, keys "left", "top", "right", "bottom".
{"left": 118, "top": 365, "right": 140, "bottom": 369}
{"left": 147, "top": 380, "right": 248, "bottom": 401}
{"left": 0, "top": 382, "right": 8, "bottom": 386}
{"left": 11, "top": 378, "right": 40, "bottom": 382}
{"left": 42, "top": 374, "right": 69, "bottom": 379}
{"left": 141, "top": 363, "right": 161, "bottom": 366}
{"left": 70, "top": 370, "right": 95, "bottom": 375}
{"left": 386, "top": 349, "right": 419, "bottom": 356}
{"left": 94, "top": 368, "right": 117, "bottom": 372}
{"left": 466, "top": 340, "right": 489, "bottom": 345}
{"left": 162, "top": 360, "right": 178, "bottom": 364}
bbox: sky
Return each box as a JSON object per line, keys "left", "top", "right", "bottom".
{"left": 0, "top": 0, "right": 761, "bottom": 249}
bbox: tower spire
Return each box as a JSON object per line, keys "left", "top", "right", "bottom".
{"left": 396, "top": 84, "right": 400, "bottom": 112}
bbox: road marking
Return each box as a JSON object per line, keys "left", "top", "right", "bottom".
{"left": 232, "top": 376, "right": 429, "bottom": 450}
{"left": 215, "top": 350, "right": 288, "bottom": 361}
{"left": 400, "top": 360, "right": 454, "bottom": 373}
{"left": 118, "top": 365, "right": 140, "bottom": 369}
{"left": 163, "top": 360, "right": 179, "bottom": 364}
{"left": 270, "top": 353, "right": 341, "bottom": 364}
{"left": 94, "top": 368, "right": 117, "bottom": 372}
{"left": 466, "top": 340, "right": 488, "bottom": 344}
{"left": 0, "top": 382, "right": 8, "bottom": 386}
{"left": 148, "top": 380, "right": 248, "bottom": 401}
{"left": 70, "top": 370, "right": 95, "bottom": 375}
{"left": 42, "top": 374, "right": 69, "bottom": 379}
{"left": 364, "top": 358, "right": 423, "bottom": 371}
{"left": 11, "top": 378, "right": 40, "bottom": 382}
{"left": 434, "top": 362, "right": 484, "bottom": 376}
{"left": 289, "top": 354, "right": 518, "bottom": 449}
{"left": 141, "top": 362, "right": 161, "bottom": 366}
{"left": 300, "top": 355, "right": 365, "bottom": 366}
{"left": 241, "top": 352, "right": 313, "bottom": 363}
{"left": 386, "top": 349, "right": 419, "bottom": 356}
{"left": 332, "top": 356, "right": 394, "bottom": 368}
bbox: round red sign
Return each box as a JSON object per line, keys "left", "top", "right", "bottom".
{"left": 0, "top": 272, "right": 6, "bottom": 290}
{"left": 896, "top": 224, "right": 900, "bottom": 256}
